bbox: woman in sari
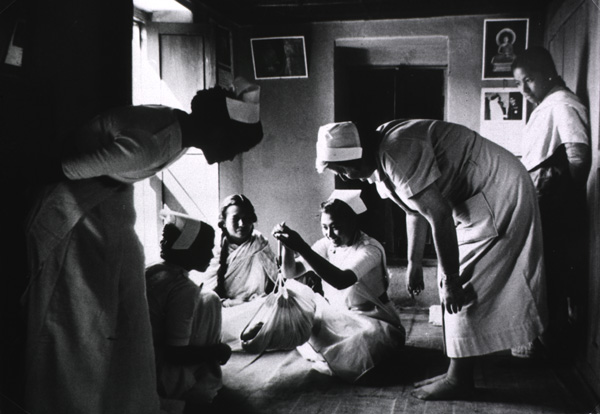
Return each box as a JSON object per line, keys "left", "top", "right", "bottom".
{"left": 195, "top": 194, "right": 278, "bottom": 349}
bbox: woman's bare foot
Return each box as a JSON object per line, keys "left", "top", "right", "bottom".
{"left": 413, "top": 373, "right": 446, "bottom": 388}
{"left": 411, "top": 377, "right": 474, "bottom": 401}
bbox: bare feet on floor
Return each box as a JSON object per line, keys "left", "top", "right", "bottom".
{"left": 413, "top": 373, "right": 445, "bottom": 388}
{"left": 411, "top": 377, "right": 474, "bottom": 401}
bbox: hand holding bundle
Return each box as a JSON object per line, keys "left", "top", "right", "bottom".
{"left": 240, "top": 240, "right": 316, "bottom": 354}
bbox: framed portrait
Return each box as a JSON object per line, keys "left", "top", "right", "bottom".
{"left": 251, "top": 36, "right": 308, "bottom": 80}
{"left": 480, "top": 87, "right": 527, "bottom": 156}
{"left": 482, "top": 18, "right": 529, "bottom": 80}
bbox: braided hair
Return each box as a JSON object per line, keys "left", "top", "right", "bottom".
{"left": 214, "top": 194, "right": 258, "bottom": 298}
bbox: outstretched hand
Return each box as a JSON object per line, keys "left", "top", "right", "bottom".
{"left": 271, "top": 222, "right": 308, "bottom": 253}
{"left": 406, "top": 262, "right": 425, "bottom": 299}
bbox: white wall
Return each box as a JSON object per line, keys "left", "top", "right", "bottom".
{"left": 232, "top": 13, "right": 543, "bottom": 249}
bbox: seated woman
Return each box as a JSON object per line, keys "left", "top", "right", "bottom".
{"left": 145, "top": 214, "right": 232, "bottom": 413}
{"left": 272, "top": 190, "right": 406, "bottom": 383}
{"left": 194, "top": 194, "right": 278, "bottom": 349}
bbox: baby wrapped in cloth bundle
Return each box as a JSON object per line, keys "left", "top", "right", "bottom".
{"left": 240, "top": 262, "right": 317, "bottom": 354}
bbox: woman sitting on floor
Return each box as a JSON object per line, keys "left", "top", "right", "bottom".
{"left": 145, "top": 214, "right": 232, "bottom": 413}
{"left": 272, "top": 190, "right": 406, "bottom": 382}
{"left": 194, "top": 194, "right": 278, "bottom": 349}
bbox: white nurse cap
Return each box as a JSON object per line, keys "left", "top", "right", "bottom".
{"left": 315, "top": 122, "right": 363, "bottom": 173}
{"left": 159, "top": 208, "right": 204, "bottom": 250}
{"left": 225, "top": 77, "right": 261, "bottom": 124}
{"left": 328, "top": 189, "right": 367, "bottom": 215}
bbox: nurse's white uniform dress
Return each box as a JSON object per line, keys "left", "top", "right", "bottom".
{"left": 372, "top": 119, "right": 548, "bottom": 358}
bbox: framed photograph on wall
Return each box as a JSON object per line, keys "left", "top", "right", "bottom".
{"left": 480, "top": 87, "right": 527, "bottom": 156}
{"left": 251, "top": 36, "right": 308, "bottom": 80}
{"left": 482, "top": 18, "right": 529, "bottom": 80}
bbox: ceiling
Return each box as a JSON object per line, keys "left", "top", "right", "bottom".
{"left": 190, "top": 0, "right": 550, "bottom": 25}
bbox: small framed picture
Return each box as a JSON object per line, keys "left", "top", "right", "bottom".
{"left": 480, "top": 88, "right": 527, "bottom": 156}
{"left": 482, "top": 18, "right": 529, "bottom": 80}
{"left": 251, "top": 36, "right": 308, "bottom": 80}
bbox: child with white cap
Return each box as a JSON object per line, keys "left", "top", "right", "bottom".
{"left": 145, "top": 212, "right": 231, "bottom": 413}
{"left": 313, "top": 118, "right": 547, "bottom": 400}
{"left": 272, "top": 189, "right": 405, "bottom": 383}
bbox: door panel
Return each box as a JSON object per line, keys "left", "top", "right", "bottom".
{"left": 338, "top": 66, "right": 445, "bottom": 262}
{"left": 132, "top": 21, "right": 219, "bottom": 264}
{"left": 159, "top": 33, "right": 205, "bottom": 110}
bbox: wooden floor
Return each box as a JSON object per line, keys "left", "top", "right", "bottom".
{"left": 205, "top": 265, "right": 598, "bottom": 414}
{"left": 206, "top": 308, "right": 597, "bottom": 414}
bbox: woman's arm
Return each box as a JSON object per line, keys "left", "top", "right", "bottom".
{"left": 408, "top": 182, "right": 465, "bottom": 314}
{"left": 280, "top": 240, "right": 307, "bottom": 279}
{"left": 272, "top": 223, "right": 357, "bottom": 290}
{"left": 564, "top": 142, "right": 591, "bottom": 188}
{"left": 405, "top": 213, "right": 428, "bottom": 297}
{"left": 62, "top": 129, "right": 157, "bottom": 180}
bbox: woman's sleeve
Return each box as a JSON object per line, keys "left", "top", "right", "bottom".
{"left": 62, "top": 124, "right": 160, "bottom": 180}
{"left": 340, "top": 244, "right": 382, "bottom": 280}
{"left": 165, "top": 279, "right": 200, "bottom": 347}
{"left": 381, "top": 139, "right": 441, "bottom": 200}
{"left": 554, "top": 104, "right": 590, "bottom": 146}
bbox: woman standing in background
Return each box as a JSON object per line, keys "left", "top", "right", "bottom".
{"left": 512, "top": 46, "right": 591, "bottom": 359}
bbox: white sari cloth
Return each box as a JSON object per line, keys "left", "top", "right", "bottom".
{"left": 194, "top": 231, "right": 277, "bottom": 351}
{"left": 373, "top": 119, "right": 547, "bottom": 358}
{"left": 195, "top": 231, "right": 277, "bottom": 301}
{"left": 24, "top": 179, "right": 160, "bottom": 414}
{"left": 303, "top": 232, "right": 406, "bottom": 382}
{"left": 520, "top": 86, "right": 590, "bottom": 171}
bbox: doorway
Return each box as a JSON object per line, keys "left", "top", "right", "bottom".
{"left": 131, "top": 18, "right": 219, "bottom": 264}
{"left": 336, "top": 66, "right": 445, "bottom": 262}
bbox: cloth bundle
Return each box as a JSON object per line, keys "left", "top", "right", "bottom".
{"left": 240, "top": 273, "right": 317, "bottom": 354}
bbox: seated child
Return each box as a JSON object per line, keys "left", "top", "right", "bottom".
{"left": 145, "top": 214, "right": 231, "bottom": 413}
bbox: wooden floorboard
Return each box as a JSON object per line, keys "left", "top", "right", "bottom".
{"left": 208, "top": 264, "right": 596, "bottom": 414}
{"left": 209, "top": 307, "right": 593, "bottom": 414}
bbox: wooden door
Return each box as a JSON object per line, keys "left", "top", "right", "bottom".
{"left": 338, "top": 66, "right": 445, "bottom": 262}
{"left": 132, "top": 21, "right": 219, "bottom": 263}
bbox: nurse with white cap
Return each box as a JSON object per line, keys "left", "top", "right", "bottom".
{"left": 311, "top": 118, "right": 547, "bottom": 401}
{"left": 272, "top": 189, "right": 405, "bottom": 383}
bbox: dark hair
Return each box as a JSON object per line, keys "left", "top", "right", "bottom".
{"left": 190, "top": 88, "right": 264, "bottom": 162}
{"left": 320, "top": 198, "right": 358, "bottom": 231}
{"left": 511, "top": 46, "right": 559, "bottom": 79}
{"left": 218, "top": 194, "right": 258, "bottom": 230}
{"left": 190, "top": 87, "right": 230, "bottom": 129}
{"left": 160, "top": 222, "right": 215, "bottom": 270}
{"left": 215, "top": 194, "right": 258, "bottom": 298}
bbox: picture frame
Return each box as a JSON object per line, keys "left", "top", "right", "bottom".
{"left": 251, "top": 36, "right": 308, "bottom": 80}
{"left": 482, "top": 18, "right": 529, "bottom": 80}
{"left": 480, "top": 87, "right": 527, "bottom": 156}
